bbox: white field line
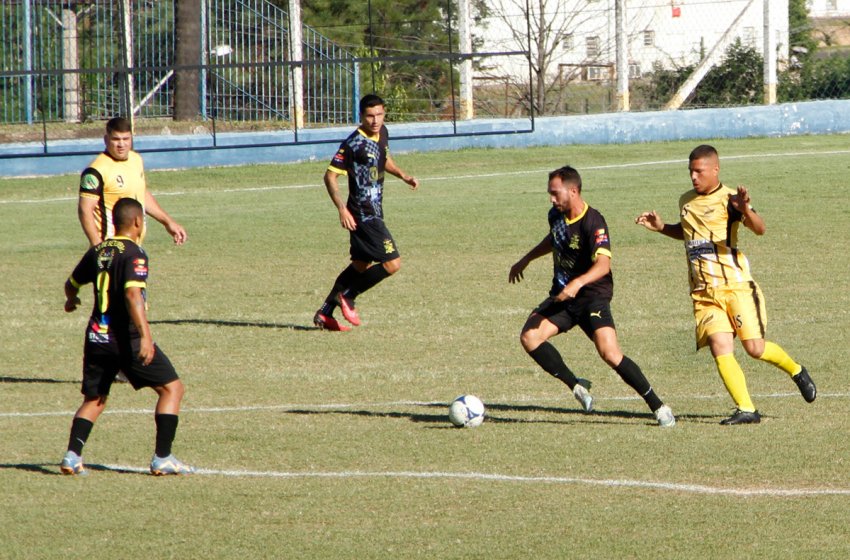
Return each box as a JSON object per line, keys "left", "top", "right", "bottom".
{"left": 96, "top": 464, "right": 850, "bottom": 497}
{"left": 3, "top": 148, "right": 849, "bottom": 206}
{"left": 3, "top": 392, "right": 849, "bottom": 419}
{"left": 10, "top": 396, "right": 850, "bottom": 496}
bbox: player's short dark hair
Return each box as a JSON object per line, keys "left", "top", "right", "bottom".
{"left": 106, "top": 117, "right": 132, "bottom": 135}
{"left": 549, "top": 165, "right": 582, "bottom": 192}
{"left": 113, "top": 197, "right": 143, "bottom": 230}
{"left": 359, "top": 94, "right": 385, "bottom": 114}
{"left": 689, "top": 144, "right": 718, "bottom": 161}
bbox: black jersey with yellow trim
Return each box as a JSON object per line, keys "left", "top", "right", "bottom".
{"left": 327, "top": 125, "right": 389, "bottom": 222}
{"left": 547, "top": 203, "right": 614, "bottom": 300}
{"left": 69, "top": 236, "right": 149, "bottom": 345}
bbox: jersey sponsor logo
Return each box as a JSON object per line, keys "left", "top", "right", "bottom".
{"left": 686, "top": 239, "right": 714, "bottom": 261}
{"left": 81, "top": 173, "right": 99, "bottom": 191}
{"left": 133, "top": 258, "right": 148, "bottom": 276}
{"left": 590, "top": 310, "right": 602, "bottom": 319}
{"left": 115, "top": 174, "right": 125, "bottom": 188}
{"left": 383, "top": 238, "right": 396, "bottom": 254}
{"left": 569, "top": 234, "right": 580, "bottom": 250}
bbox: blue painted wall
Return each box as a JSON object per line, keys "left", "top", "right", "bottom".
{"left": 1, "top": 99, "right": 848, "bottom": 178}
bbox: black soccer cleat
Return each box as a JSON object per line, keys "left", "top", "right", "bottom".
{"left": 720, "top": 409, "right": 761, "bottom": 425}
{"left": 792, "top": 366, "right": 816, "bottom": 403}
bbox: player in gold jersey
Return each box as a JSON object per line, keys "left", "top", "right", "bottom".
{"left": 636, "top": 144, "right": 815, "bottom": 425}
{"left": 78, "top": 117, "right": 187, "bottom": 246}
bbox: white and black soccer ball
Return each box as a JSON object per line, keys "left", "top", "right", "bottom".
{"left": 448, "top": 395, "right": 485, "bottom": 428}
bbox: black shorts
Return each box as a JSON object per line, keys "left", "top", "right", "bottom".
{"left": 350, "top": 218, "right": 400, "bottom": 263}
{"left": 81, "top": 339, "right": 179, "bottom": 397}
{"left": 533, "top": 297, "right": 616, "bottom": 339}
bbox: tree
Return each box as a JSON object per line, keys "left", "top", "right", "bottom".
{"left": 485, "top": 0, "right": 603, "bottom": 115}
{"left": 638, "top": 40, "right": 764, "bottom": 109}
{"left": 277, "top": 0, "right": 488, "bottom": 119}
{"left": 174, "top": 0, "right": 202, "bottom": 120}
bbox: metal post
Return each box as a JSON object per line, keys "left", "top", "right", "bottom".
{"left": 24, "top": 0, "right": 33, "bottom": 124}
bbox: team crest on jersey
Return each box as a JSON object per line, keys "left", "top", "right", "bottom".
{"left": 569, "top": 234, "right": 580, "bottom": 250}
{"left": 383, "top": 239, "right": 395, "bottom": 254}
{"left": 133, "top": 258, "right": 148, "bottom": 277}
{"left": 594, "top": 228, "right": 608, "bottom": 245}
{"left": 81, "top": 173, "right": 99, "bottom": 191}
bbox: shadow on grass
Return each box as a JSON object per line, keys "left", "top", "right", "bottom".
{"left": 282, "top": 401, "right": 720, "bottom": 427}
{"left": 0, "top": 463, "right": 148, "bottom": 476}
{"left": 0, "top": 376, "right": 76, "bottom": 384}
{"left": 150, "top": 318, "right": 317, "bottom": 331}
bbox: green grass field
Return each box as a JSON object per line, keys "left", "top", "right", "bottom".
{"left": 1, "top": 134, "right": 849, "bottom": 559}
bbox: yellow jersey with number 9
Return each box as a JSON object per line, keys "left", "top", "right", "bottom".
{"left": 79, "top": 150, "right": 147, "bottom": 241}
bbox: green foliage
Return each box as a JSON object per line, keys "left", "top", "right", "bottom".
{"left": 290, "top": 0, "right": 489, "bottom": 119}
{"left": 637, "top": 40, "right": 764, "bottom": 109}
{"left": 788, "top": 0, "right": 817, "bottom": 66}
{"left": 780, "top": 53, "right": 850, "bottom": 101}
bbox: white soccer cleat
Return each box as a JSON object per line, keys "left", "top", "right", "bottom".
{"left": 654, "top": 404, "right": 676, "bottom": 427}
{"left": 150, "top": 454, "right": 196, "bottom": 476}
{"left": 573, "top": 384, "right": 593, "bottom": 413}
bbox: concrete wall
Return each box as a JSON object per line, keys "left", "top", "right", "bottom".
{"left": 1, "top": 99, "right": 848, "bottom": 178}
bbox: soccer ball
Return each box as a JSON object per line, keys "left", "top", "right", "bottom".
{"left": 448, "top": 395, "right": 485, "bottom": 428}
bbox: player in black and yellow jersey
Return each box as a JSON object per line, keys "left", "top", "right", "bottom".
{"left": 636, "top": 144, "right": 816, "bottom": 425}
{"left": 60, "top": 198, "right": 194, "bottom": 475}
{"left": 313, "top": 94, "right": 420, "bottom": 331}
{"left": 78, "top": 117, "right": 187, "bottom": 246}
{"left": 510, "top": 166, "right": 675, "bottom": 427}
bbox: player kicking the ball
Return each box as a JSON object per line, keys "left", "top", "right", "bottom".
{"left": 313, "top": 94, "right": 419, "bottom": 331}
{"left": 510, "top": 166, "right": 675, "bottom": 427}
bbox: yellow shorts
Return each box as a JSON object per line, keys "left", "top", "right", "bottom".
{"left": 692, "top": 281, "right": 767, "bottom": 349}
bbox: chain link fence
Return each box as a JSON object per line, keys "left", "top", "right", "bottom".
{"left": 1, "top": 0, "right": 847, "bottom": 153}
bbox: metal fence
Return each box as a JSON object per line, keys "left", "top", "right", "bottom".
{"left": 0, "top": 0, "right": 357, "bottom": 127}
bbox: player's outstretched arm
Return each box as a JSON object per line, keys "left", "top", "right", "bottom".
{"left": 144, "top": 190, "right": 187, "bottom": 245}
{"left": 509, "top": 236, "right": 552, "bottom": 284}
{"left": 635, "top": 211, "right": 684, "bottom": 240}
{"left": 385, "top": 156, "right": 419, "bottom": 190}
{"left": 731, "top": 186, "right": 766, "bottom": 235}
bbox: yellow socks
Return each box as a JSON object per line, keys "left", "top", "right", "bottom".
{"left": 715, "top": 353, "right": 756, "bottom": 412}
{"left": 758, "top": 341, "right": 802, "bottom": 377}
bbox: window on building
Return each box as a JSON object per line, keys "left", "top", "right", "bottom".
{"left": 586, "top": 36, "right": 600, "bottom": 58}
{"left": 643, "top": 30, "right": 655, "bottom": 47}
{"left": 586, "top": 66, "right": 608, "bottom": 81}
{"left": 629, "top": 63, "right": 641, "bottom": 79}
{"left": 562, "top": 33, "right": 574, "bottom": 51}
